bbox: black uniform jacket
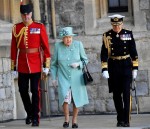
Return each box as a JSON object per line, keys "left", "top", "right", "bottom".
{"left": 100, "top": 28, "right": 138, "bottom": 92}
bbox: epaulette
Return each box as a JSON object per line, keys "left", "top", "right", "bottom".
{"left": 123, "top": 28, "right": 132, "bottom": 31}
{"left": 106, "top": 29, "right": 111, "bottom": 33}
{"left": 34, "top": 21, "right": 43, "bottom": 25}
{"left": 103, "top": 29, "right": 111, "bottom": 35}
{"left": 104, "top": 29, "right": 112, "bottom": 36}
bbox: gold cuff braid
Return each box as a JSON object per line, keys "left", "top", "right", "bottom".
{"left": 133, "top": 59, "right": 138, "bottom": 67}
{"left": 45, "top": 58, "right": 51, "bottom": 68}
{"left": 101, "top": 61, "right": 108, "bottom": 69}
{"left": 11, "top": 60, "right": 15, "bottom": 70}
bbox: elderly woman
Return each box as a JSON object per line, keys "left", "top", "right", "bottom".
{"left": 51, "top": 27, "right": 89, "bottom": 128}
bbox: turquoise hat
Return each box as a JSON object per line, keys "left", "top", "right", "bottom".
{"left": 59, "top": 27, "right": 77, "bottom": 38}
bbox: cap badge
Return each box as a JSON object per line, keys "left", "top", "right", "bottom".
{"left": 114, "top": 17, "right": 119, "bottom": 21}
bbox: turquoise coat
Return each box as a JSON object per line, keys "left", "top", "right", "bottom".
{"left": 50, "top": 40, "right": 89, "bottom": 107}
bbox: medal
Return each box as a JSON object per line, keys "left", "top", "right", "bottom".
{"left": 116, "top": 34, "right": 119, "bottom": 37}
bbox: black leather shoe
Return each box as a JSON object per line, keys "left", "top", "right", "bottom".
{"left": 32, "top": 119, "right": 39, "bottom": 126}
{"left": 72, "top": 123, "right": 78, "bottom": 128}
{"left": 25, "top": 116, "right": 32, "bottom": 125}
{"left": 116, "top": 121, "right": 124, "bottom": 127}
{"left": 123, "top": 123, "right": 130, "bottom": 127}
{"left": 63, "top": 122, "right": 69, "bottom": 128}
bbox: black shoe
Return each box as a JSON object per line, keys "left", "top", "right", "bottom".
{"left": 25, "top": 116, "right": 32, "bottom": 125}
{"left": 63, "top": 122, "right": 69, "bottom": 128}
{"left": 116, "top": 121, "right": 124, "bottom": 127}
{"left": 123, "top": 123, "right": 130, "bottom": 127}
{"left": 32, "top": 119, "right": 39, "bottom": 126}
{"left": 72, "top": 123, "right": 78, "bottom": 128}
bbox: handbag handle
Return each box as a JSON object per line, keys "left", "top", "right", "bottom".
{"left": 81, "top": 59, "right": 89, "bottom": 72}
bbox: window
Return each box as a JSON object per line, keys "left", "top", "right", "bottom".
{"left": 108, "top": 0, "right": 128, "bottom": 12}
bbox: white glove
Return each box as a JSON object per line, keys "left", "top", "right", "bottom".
{"left": 42, "top": 68, "right": 49, "bottom": 75}
{"left": 102, "top": 71, "right": 109, "bottom": 79}
{"left": 11, "top": 71, "right": 18, "bottom": 78}
{"left": 70, "top": 62, "right": 80, "bottom": 68}
{"left": 52, "top": 80, "right": 57, "bottom": 87}
{"left": 132, "top": 70, "right": 138, "bottom": 79}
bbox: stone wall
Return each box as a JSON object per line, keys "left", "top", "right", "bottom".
{"left": 0, "top": 58, "right": 15, "bottom": 121}
{"left": 139, "top": 0, "right": 150, "bottom": 30}
{"left": 54, "top": 0, "right": 85, "bottom": 34}
{"left": 39, "top": 0, "right": 85, "bottom": 37}
{"left": 39, "top": 0, "right": 150, "bottom": 36}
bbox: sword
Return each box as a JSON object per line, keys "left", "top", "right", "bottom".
{"left": 131, "top": 79, "right": 138, "bottom": 114}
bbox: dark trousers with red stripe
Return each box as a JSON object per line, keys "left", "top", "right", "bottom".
{"left": 18, "top": 72, "right": 41, "bottom": 123}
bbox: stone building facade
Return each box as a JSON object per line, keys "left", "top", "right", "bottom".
{"left": 0, "top": 0, "right": 150, "bottom": 121}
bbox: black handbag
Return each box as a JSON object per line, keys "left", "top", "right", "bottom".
{"left": 82, "top": 59, "right": 93, "bottom": 85}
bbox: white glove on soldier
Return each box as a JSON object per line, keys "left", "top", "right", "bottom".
{"left": 132, "top": 70, "right": 138, "bottom": 79}
{"left": 102, "top": 71, "right": 109, "bottom": 79}
{"left": 52, "top": 80, "right": 57, "bottom": 87}
{"left": 42, "top": 68, "right": 49, "bottom": 75}
{"left": 70, "top": 62, "right": 80, "bottom": 68}
{"left": 11, "top": 71, "right": 18, "bottom": 78}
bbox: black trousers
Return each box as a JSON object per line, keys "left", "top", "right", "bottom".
{"left": 108, "top": 58, "right": 132, "bottom": 123}
{"left": 18, "top": 72, "right": 41, "bottom": 123}
{"left": 112, "top": 78, "right": 131, "bottom": 123}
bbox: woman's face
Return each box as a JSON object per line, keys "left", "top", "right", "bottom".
{"left": 112, "top": 23, "right": 123, "bottom": 33}
{"left": 63, "top": 36, "right": 73, "bottom": 46}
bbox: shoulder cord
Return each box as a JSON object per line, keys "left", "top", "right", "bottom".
{"left": 103, "top": 34, "right": 112, "bottom": 57}
{"left": 12, "top": 25, "right": 26, "bottom": 48}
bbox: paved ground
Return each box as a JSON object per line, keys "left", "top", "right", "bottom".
{"left": 0, "top": 114, "right": 150, "bottom": 129}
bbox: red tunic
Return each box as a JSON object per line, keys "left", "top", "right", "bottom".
{"left": 11, "top": 21, "right": 51, "bottom": 73}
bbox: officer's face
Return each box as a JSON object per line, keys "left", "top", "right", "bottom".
{"left": 112, "top": 23, "right": 123, "bottom": 33}
{"left": 63, "top": 36, "right": 73, "bottom": 46}
{"left": 21, "top": 12, "right": 32, "bottom": 24}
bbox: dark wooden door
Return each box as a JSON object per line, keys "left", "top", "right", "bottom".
{"left": 108, "top": 0, "right": 128, "bottom": 12}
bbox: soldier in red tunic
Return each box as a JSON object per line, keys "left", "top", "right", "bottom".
{"left": 10, "top": 3, "right": 51, "bottom": 126}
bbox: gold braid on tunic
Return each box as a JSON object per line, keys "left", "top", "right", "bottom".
{"left": 101, "top": 34, "right": 112, "bottom": 69}
{"left": 103, "top": 33, "right": 112, "bottom": 57}
{"left": 12, "top": 25, "right": 26, "bottom": 48}
{"left": 11, "top": 25, "right": 26, "bottom": 70}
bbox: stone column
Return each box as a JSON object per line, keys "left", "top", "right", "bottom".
{"left": 84, "top": 0, "right": 97, "bottom": 35}
{"left": 100, "top": 0, "right": 107, "bottom": 18}
{"left": 132, "top": 0, "right": 147, "bottom": 31}
{"left": 10, "top": 0, "right": 22, "bottom": 23}
{"left": 31, "top": 0, "right": 41, "bottom": 22}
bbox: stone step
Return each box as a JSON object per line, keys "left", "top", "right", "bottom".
{"left": 0, "top": 20, "right": 13, "bottom": 47}
{"left": 0, "top": 39, "right": 11, "bottom": 46}
{"left": 0, "top": 33, "right": 12, "bottom": 40}
{"left": 0, "top": 19, "right": 13, "bottom": 26}
{"left": 0, "top": 27, "right": 12, "bottom": 33}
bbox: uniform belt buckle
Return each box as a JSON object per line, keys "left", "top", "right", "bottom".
{"left": 118, "top": 56, "right": 122, "bottom": 60}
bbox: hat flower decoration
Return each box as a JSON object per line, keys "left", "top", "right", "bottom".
{"left": 59, "top": 27, "right": 77, "bottom": 38}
